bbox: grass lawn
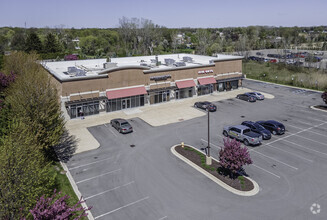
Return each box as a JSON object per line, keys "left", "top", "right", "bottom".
{"left": 52, "top": 162, "right": 88, "bottom": 219}
{"left": 243, "top": 61, "right": 327, "bottom": 91}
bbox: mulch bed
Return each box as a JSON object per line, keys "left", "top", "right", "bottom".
{"left": 175, "top": 145, "right": 254, "bottom": 191}
{"left": 314, "top": 105, "right": 327, "bottom": 112}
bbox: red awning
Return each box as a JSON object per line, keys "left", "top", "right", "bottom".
{"left": 106, "top": 86, "right": 147, "bottom": 99}
{"left": 175, "top": 79, "right": 196, "bottom": 89}
{"left": 198, "top": 77, "right": 217, "bottom": 85}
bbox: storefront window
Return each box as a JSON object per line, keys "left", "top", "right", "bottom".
{"left": 106, "top": 95, "right": 145, "bottom": 112}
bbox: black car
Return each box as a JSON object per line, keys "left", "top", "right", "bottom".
{"left": 110, "top": 118, "right": 133, "bottom": 134}
{"left": 194, "top": 101, "right": 217, "bottom": 112}
{"left": 241, "top": 121, "right": 272, "bottom": 140}
{"left": 236, "top": 93, "right": 256, "bottom": 102}
{"left": 256, "top": 120, "right": 285, "bottom": 135}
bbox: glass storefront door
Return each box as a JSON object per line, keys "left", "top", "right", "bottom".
{"left": 122, "top": 98, "right": 131, "bottom": 109}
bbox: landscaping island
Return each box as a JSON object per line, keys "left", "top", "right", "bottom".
{"left": 172, "top": 144, "right": 259, "bottom": 196}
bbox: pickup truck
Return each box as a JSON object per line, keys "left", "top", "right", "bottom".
{"left": 223, "top": 125, "right": 262, "bottom": 146}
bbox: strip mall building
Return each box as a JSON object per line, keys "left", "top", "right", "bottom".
{"left": 43, "top": 54, "right": 243, "bottom": 119}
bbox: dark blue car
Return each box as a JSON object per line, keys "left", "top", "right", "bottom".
{"left": 242, "top": 121, "right": 272, "bottom": 140}
{"left": 256, "top": 120, "right": 285, "bottom": 135}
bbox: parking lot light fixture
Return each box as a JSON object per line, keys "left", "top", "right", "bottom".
{"left": 206, "top": 110, "right": 212, "bottom": 165}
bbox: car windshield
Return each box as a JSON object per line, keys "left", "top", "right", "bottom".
{"left": 257, "top": 93, "right": 262, "bottom": 95}
{"left": 253, "top": 123, "right": 265, "bottom": 131}
{"left": 121, "top": 122, "right": 129, "bottom": 126}
{"left": 243, "top": 128, "right": 251, "bottom": 134}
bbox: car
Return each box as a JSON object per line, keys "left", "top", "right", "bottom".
{"left": 194, "top": 101, "right": 217, "bottom": 112}
{"left": 223, "top": 125, "right": 262, "bottom": 146}
{"left": 241, "top": 121, "right": 271, "bottom": 140}
{"left": 246, "top": 92, "right": 264, "bottom": 100}
{"left": 236, "top": 93, "right": 256, "bottom": 102}
{"left": 110, "top": 118, "right": 133, "bottom": 134}
{"left": 256, "top": 120, "right": 285, "bottom": 135}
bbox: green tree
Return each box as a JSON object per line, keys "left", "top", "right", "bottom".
{"left": 4, "top": 52, "right": 65, "bottom": 151}
{"left": 11, "top": 30, "right": 26, "bottom": 51}
{"left": 0, "top": 122, "right": 56, "bottom": 219}
{"left": 44, "top": 32, "right": 61, "bottom": 53}
{"left": 80, "top": 35, "right": 99, "bottom": 56}
{"left": 25, "top": 31, "right": 42, "bottom": 53}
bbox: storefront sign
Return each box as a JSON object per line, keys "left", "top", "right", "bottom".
{"left": 198, "top": 70, "right": 213, "bottom": 74}
{"left": 150, "top": 74, "right": 172, "bottom": 81}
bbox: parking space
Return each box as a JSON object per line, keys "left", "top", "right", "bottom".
{"left": 65, "top": 79, "right": 327, "bottom": 219}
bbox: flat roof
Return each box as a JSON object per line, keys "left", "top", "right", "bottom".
{"left": 42, "top": 53, "right": 243, "bottom": 81}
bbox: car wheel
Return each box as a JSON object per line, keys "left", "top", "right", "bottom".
{"left": 119, "top": 128, "right": 122, "bottom": 133}
{"left": 272, "top": 130, "right": 277, "bottom": 135}
{"left": 244, "top": 139, "right": 249, "bottom": 146}
{"left": 223, "top": 131, "right": 228, "bottom": 137}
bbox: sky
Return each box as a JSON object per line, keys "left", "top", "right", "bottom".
{"left": 0, "top": 0, "right": 326, "bottom": 29}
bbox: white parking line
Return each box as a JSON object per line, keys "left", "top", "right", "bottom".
{"left": 94, "top": 196, "right": 149, "bottom": 219}
{"left": 309, "top": 117, "right": 327, "bottom": 123}
{"left": 158, "top": 216, "right": 168, "bottom": 220}
{"left": 108, "top": 127, "right": 118, "bottom": 137}
{"left": 282, "top": 139, "right": 327, "bottom": 157}
{"left": 268, "top": 144, "right": 313, "bottom": 163}
{"left": 76, "top": 168, "right": 121, "bottom": 184}
{"left": 252, "top": 164, "right": 281, "bottom": 179}
{"left": 284, "top": 123, "right": 326, "bottom": 137}
{"left": 251, "top": 149, "right": 298, "bottom": 170}
{"left": 259, "top": 121, "right": 327, "bottom": 147}
{"left": 69, "top": 157, "right": 115, "bottom": 170}
{"left": 201, "top": 139, "right": 221, "bottom": 150}
{"left": 292, "top": 134, "right": 327, "bottom": 146}
{"left": 84, "top": 181, "right": 134, "bottom": 200}
{"left": 297, "top": 120, "right": 315, "bottom": 126}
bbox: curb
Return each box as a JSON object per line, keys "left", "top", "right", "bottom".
{"left": 245, "top": 78, "right": 324, "bottom": 93}
{"left": 310, "top": 105, "right": 327, "bottom": 113}
{"left": 60, "top": 162, "right": 94, "bottom": 220}
{"left": 171, "top": 144, "right": 259, "bottom": 196}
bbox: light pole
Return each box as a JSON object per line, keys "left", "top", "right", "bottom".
{"left": 206, "top": 110, "right": 212, "bottom": 165}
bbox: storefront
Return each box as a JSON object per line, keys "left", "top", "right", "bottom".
{"left": 106, "top": 86, "right": 147, "bottom": 112}
{"left": 67, "top": 98, "right": 101, "bottom": 119}
{"left": 217, "top": 76, "right": 243, "bottom": 92}
{"left": 197, "top": 77, "right": 217, "bottom": 96}
{"left": 148, "top": 87, "right": 175, "bottom": 104}
{"left": 175, "top": 79, "right": 196, "bottom": 99}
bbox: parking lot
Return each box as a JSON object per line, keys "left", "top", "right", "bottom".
{"left": 65, "top": 79, "right": 327, "bottom": 220}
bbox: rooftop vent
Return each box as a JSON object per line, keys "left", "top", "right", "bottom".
{"left": 174, "top": 62, "right": 186, "bottom": 67}
{"left": 67, "top": 66, "right": 86, "bottom": 76}
{"left": 165, "top": 58, "right": 175, "bottom": 66}
{"left": 183, "top": 56, "right": 193, "bottom": 62}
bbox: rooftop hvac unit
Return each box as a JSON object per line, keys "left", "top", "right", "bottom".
{"left": 165, "top": 58, "right": 175, "bottom": 66}
{"left": 68, "top": 66, "right": 77, "bottom": 73}
{"left": 150, "top": 59, "right": 157, "bottom": 63}
{"left": 183, "top": 56, "right": 193, "bottom": 62}
{"left": 103, "top": 62, "right": 117, "bottom": 69}
{"left": 174, "top": 62, "right": 186, "bottom": 67}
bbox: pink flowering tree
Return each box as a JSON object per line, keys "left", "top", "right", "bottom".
{"left": 29, "top": 190, "right": 92, "bottom": 220}
{"left": 0, "top": 71, "right": 16, "bottom": 110}
{"left": 218, "top": 138, "right": 253, "bottom": 178}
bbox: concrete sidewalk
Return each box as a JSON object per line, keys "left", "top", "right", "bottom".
{"left": 66, "top": 87, "right": 273, "bottom": 154}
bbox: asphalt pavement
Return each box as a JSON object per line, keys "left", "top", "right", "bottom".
{"left": 65, "top": 79, "right": 327, "bottom": 220}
